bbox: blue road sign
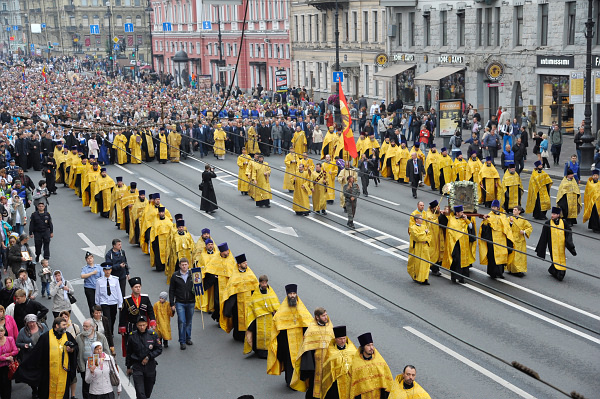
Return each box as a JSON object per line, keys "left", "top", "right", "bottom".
{"left": 202, "top": 21, "right": 212, "bottom": 30}
{"left": 90, "top": 24, "right": 100, "bottom": 34}
{"left": 12, "top": 26, "right": 18, "bottom": 31}
{"left": 30, "top": 44, "right": 34, "bottom": 50}
{"left": 124, "top": 23, "right": 134, "bottom": 33}
{"left": 41, "top": 23, "right": 46, "bottom": 28}
{"left": 114, "top": 44, "right": 120, "bottom": 51}
{"left": 333, "top": 71, "right": 343, "bottom": 83}
{"left": 5, "top": 27, "right": 10, "bottom": 32}
{"left": 162, "top": 22, "right": 172, "bottom": 32}
{"left": 52, "top": 42, "right": 59, "bottom": 46}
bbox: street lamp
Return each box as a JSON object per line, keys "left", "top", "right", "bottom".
{"left": 582, "top": 0, "right": 596, "bottom": 173}
{"left": 145, "top": 0, "right": 154, "bottom": 71}
{"left": 105, "top": 2, "right": 113, "bottom": 75}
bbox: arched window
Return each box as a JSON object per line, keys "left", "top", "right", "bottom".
{"left": 125, "top": 16, "right": 132, "bottom": 25}
{"left": 93, "top": 15, "right": 99, "bottom": 25}
{"left": 135, "top": 15, "right": 141, "bottom": 26}
{"left": 116, "top": 15, "right": 123, "bottom": 26}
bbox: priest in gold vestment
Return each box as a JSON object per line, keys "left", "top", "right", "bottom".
{"left": 556, "top": 169, "right": 582, "bottom": 225}
{"left": 322, "top": 326, "right": 357, "bottom": 399}
{"left": 501, "top": 164, "right": 523, "bottom": 211}
{"left": 525, "top": 160, "right": 553, "bottom": 220}
{"left": 222, "top": 254, "right": 259, "bottom": 341}
{"left": 348, "top": 332, "right": 394, "bottom": 399}
{"left": 245, "top": 275, "right": 280, "bottom": 358}
{"left": 536, "top": 207, "right": 577, "bottom": 281}
{"left": 91, "top": 167, "right": 115, "bottom": 217}
{"left": 583, "top": 169, "right": 600, "bottom": 233}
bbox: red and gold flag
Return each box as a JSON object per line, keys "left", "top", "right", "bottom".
{"left": 338, "top": 81, "right": 357, "bottom": 158}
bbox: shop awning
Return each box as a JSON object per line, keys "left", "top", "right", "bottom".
{"left": 373, "top": 63, "right": 415, "bottom": 81}
{"left": 414, "top": 66, "right": 465, "bottom": 86}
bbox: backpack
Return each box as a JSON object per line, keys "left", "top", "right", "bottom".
{"left": 453, "top": 135, "right": 462, "bottom": 148}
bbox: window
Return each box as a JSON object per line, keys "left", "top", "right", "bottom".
{"left": 344, "top": 11, "right": 348, "bottom": 41}
{"left": 233, "top": 43, "right": 237, "bottom": 56}
{"left": 83, "top": 15, "right": 89, "bottom": 26}
{"left": 301, "top": 15, "right": 305, "bottom": 42}
{"left": 316, "top": 14, "right": 320, "bottom": 42}
{"left": 249, "top": 43, "right": 253, "bottom": 57}
{"left": 136, "top": 15, "right": 141, "bottom": 27}
{"left": 207, "top": 43, "right": 211, "bottom": 55}
{"left": 373, "top": 11, "right": 378, "bottom": 42}
{"left": 363, "top": 11, "right": 369, "bottom": 42}
{"left": 115, "top": 0, "right": 121, "bottom": 6}
{"left": 308, "top": 15, "right": 312, "bottom": 42}
{"left": 116, "top": 15, "right": 122, "bottom": 26}
{"left": 441, "top": 11, "right": 447, "bottom": 46}
{"left": 485, "top": 8, "right": 493, "bottom": 46}
{"left": 476, "top": 8, "right": 483, "bottom": 47}
{"left": 566, "top": 1, "right": 576, "bottom": 45}
{"left": 409, "top": 12, "right": 415, "bottom": 47}
{"left": 92, "top": 0, "right": 97, "bottom": 5}
{"left": 126, "top": 16, "right": 132, "bottom": 25}
{"left": 457, "top": 10, "right": 465, "bottom": 47}
{"left": 365, "top": 65, "right": 370, "bottom": 95}
{"left": 396, "top": 13, "right": 402, "bottom": 47}
{"left": 124, "top": 0, "right": 130, "bottom": 6}
{"left": 323, "top": 13, "right": 327, "bottom": 42}
{"left": 286, "top": 44, "right": 290, "bottom": 58}
{"left": 423, "top": 13, "right": 430, "bottom": 47}
{"left": 352, "top": 11, "right": 358, "bottom": 41}
{"left": 294, "top": 16, "right": 298, "bottom": 41}
{"left": 495, "top": 7, "right": 500, "bottom": 46}
{"left": 81, "top": 0, "right": 87, "bottom": 6}
{"left": 135, "top": 0, "right": 140, "bottom": 6}
{"left": 93, "top": 15, "right": 99, "bottom": 25}
{"left": 514, "top": 6, "right": 523, "bottom": 46}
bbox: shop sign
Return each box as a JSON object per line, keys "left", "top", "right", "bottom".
{"left": 536, "top": 55, "right": 574, "bottom": 68}
{"left": 438, "top": 100, "right": 462, "bottom": 137}
{"left": 375, "top": 53, "right": 389, "bottom": 67}
{"left": 392, "top": 53, "right": 415, "bottom": 62}
{"left": 438, "top": 55, "right": 463, "bottom": 64}
{"left": 594, "top": 71, "right": 600, "bottom": 103}
{"left": 485, "top": 61, "right": 505, "bottom": 82}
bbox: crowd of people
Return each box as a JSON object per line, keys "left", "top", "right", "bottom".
{"left": 0, "top": 59, "right": 599, "bottom": 399}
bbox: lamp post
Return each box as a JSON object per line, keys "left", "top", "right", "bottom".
{"left": 145, "top": 0, "right": 154, "bottom": 71}
{"left": 582, "top": 0, "right": 596, "bottom": 173}
{"left": 216, "top": 5, "right": 224, "bottom": 90}
{"left": 106, "top": 2, "right": 113, "bottom": 75}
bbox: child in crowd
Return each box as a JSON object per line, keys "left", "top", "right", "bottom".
{"left": 153, "top": 291, "right": 173, "bottom": 348}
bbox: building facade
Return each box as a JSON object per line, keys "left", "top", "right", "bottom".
{"left": 380, "top": 0, "right": 600, "bottom": 134}
{"left": 151, "top": 0, "right": 291, "bottom": 91}
{"left": 19, "top": 0, "right": 152, "bottom": 62}
{"left": 1, "top": 0, "right": 25, "bottom": 54}
{"left": 290, "top": 0, "right": 387, "bottom": 101}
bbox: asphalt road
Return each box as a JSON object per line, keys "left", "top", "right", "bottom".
{"left": 10, "top": 149, "right": 599, "bottom": 399}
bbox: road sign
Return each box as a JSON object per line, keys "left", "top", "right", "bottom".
{"left": 30, "top": 44, "right": 34, "bottom": 50}
{"left": 124, "top": 23, "right": 134, "bottom": 33}
{"left": 333, "top": 71, "right": 343, "bottom": 83}
{"left": 486, "top": 82, "right": 505, "bottom": 88}
{"left": 130, "top": 60, "right": 137, "bottom": 65}
{"left": 202, "top": 21, "right": 212, "bottom": 30}
{"left": 41, "top": 23, "right": 46, "bottom": 28}
{"left": 113, "top": 36, "right": 119, "bottom": 43}
{"left": 52, "top": 42, "right": 59, "bottom": 46}
{"left": 114, "top": 44, "right": 120, "bottom": 51}
{"left": 218, "top": 66, "right": 235, "bottom": 72}
{"left": 89, "top": 24, "right": 100, "bottom": 34}
{"left": 162, "top": 22, "right": 172, "bottom": 32}
{"left": 5, "top": 27, "right": 10, "bottom": 32}
{"left": 12, "top": 26, "right": 18, "bottom": 31}
{"left": 9, "top": 36, "right": 14, "bottom": 41}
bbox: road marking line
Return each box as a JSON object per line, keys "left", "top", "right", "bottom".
{"left": 441, "top": 275, "right": 600, "bottom": 345}
{"left": 374, "top": 235, "right": 391, "bottom": 240}
{"left": 295, "top": 265, "right": 376, "bottom": 309}
{"left": 470, "top": 268, "right": 600, "bottom": 322}
{"left": 367, "top": 194, "right": 399, "bottom": 206}
{"left": 139, "top": 177, "right": 169, "bottom": 194}
{"left": 71, "top": 303, "right": 137, "bottom": 398}
{"left": 404, "top": 326, "right": 536, "bottom": 399}
{"left": 396, "top": 244, "right": 410, "bottom": 250}
{"left": 180, "top": 161, "right": 204, "bottom": 172}
{"left": 345, "top": 226, "right": 370, "bottom": 234}
{"left": 114, "top": 164, "right": 135, "bottom": 175}
{"left": 225, "top": 226, "right": 275, "bottom": 254}
{"left": 175, "top": 198, "right": 215, "bottom": 220}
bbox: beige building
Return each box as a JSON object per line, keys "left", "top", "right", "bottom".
{"left": 290, "top": 0, "right": 386, "bottom": 102}
{"left": 22, "top": 0, "right": 151, "bottom": 62}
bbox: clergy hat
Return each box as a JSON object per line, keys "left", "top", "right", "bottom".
{"left": 414, "top": 142, "right": 420, "bottom": 148}
{"left": 157, "top": 206, "right": 166, "bottom": 212}
{"left": 484, "top": 156, "right": 491, "bottom": 162}
{"left": 566, "top": 168, "right": 574, "bottom": 175}
{"left": 71, "top": 145, "right": 78, "bottom": 150}
{"left": 552, "top": 206, "right": 562, "bottom": 215}
{"left": 136, "top": 315, "right": 148, "bottom": 324}
{"left": 130, "top": 182, "right": 137, "bottom": 188}
{"left": 357, "top": 332, "right": 373, "bottom": 347}
{"left": 441, "top": 147, "right": 447, "bottom": 152}
{"left": 333, "top": 325, "right": 346, "bottom": 338}
{"left": 454, "top": 205, "right": 464, "bottom": 213}
{"left": 100, "top": 167, "right": 106, "bottom": 172}
{"left": 456, "top": 150, "right": 462, "bottom": 156}
{"left": 204, "top": 238, "right": 213, "bottom": 245}
{"left": 174, "top": 213, "right": 183, "bottom": 221}
{"left": 217, "top": 242, "right": 229, "bottom": 252}
{"left": 138, "top": 190, "right": 145, "bottom": 195}
{"left": 235, "top": 253, "right": 247, "bottom": 264}
{"left": 176, "top": 219, "right": 185, "bottom": 227}
{"left": 508, "top": 163, "right": 515, "bottom": 169}
{"left": 471, "top": 150, "right": 477, "bottom": 155}
{"left": 430, "top": 143, "right": 436, "bottom": 148}
{"left": 429, "top": 200, "right": 439, "bottom": 208}
{"left": 129, "top": 277, "right": 142, "bottom": 287}
{"left": 491, "top": 199, "right": 501, "bottom": 208}
{"left": 285, "top": 284, "right": 297, "bottom": 294}
{"left": 201, "top": 228, "right": 211, "bottom": 235}
{"left": 148, "top": 193, "right": 154, "bottom": 200}
{"left": 593, "top": 169, "right": 600, "bottom": 175}
{"left": 400, "top": 138, "right": 407, "bottom": 144}
{"left": 154, "top": 193, "right": 160, "bottom": 199}
{"left": 89, "top": 154, "right": 95, "bottom": 159}
{"left": 101, "top": 262, "right": 112, "bottom": 269}
{"left": 534, "top": 160, "right": 542, "bottom": 167}
{"left": 116, "top": 176, "right": 123, "bottom": 182}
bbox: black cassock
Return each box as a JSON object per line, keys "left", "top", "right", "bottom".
{"left": 480, "top": 222, "right": 513, "bottom": 279}
{"left": 535, "top": 218, "right": 576, "bottom": 281}
{"left": 557, "top": 195, "right": 580, "bottom": 225}
{"left": 15, "top": 330, "right": 78, "bottom": 399}
{"left": 204, "top": 273, "right": 220, "bottom": 322}
{"left": 533, "top": 184, "right": 552, "bottom": 220}
{"left": 223, "top": 294, "right": 247, "bottom": 342}
{"left": 200, "top": 170, "right": 218, "bottom": 213}
{"left": 588, "top": 203, "right": 600, "bottom": 233}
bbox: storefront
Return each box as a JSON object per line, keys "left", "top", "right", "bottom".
{"left": 414, "top": 62, "right": 466, "bottom": 112}
{"left": 373, "top": 53, "right": 417, "bottom": 106}
{"left": 536, "top": 55, "right": 575, "bottom": 135}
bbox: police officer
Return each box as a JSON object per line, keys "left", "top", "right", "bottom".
{"left": 28, "top": 202, "right": 53, "bottom": 262}
{"left": 119, "top": 277, "right": 156, "bottom": 335}
{"left": 126, "top": 315, "right": 162, "bottom": 399}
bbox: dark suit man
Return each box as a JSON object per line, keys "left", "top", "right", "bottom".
{"left": 406, "top": 152, "right": 425, "bottom": 198}
{"left": 358, "top": 154, "right": 371, "bottom": 196}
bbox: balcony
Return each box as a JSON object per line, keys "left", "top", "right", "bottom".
{"left": 64, "top": 5, "right": 75, "bottom": 12}
{"left": 306, "top": 0, "right": 349, "bottom": 11}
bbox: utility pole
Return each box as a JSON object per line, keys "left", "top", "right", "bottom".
{"left": 106, "top": 2, "right": 113, "bottom": 75}
{"left": 146, "top": 0, "right": 153, "bottom": 71}
{"left": 217, "top": 5, "right": 224, "bottom": 90}
{"left": 582, "top": 0, "right": 596, "bottom": 173}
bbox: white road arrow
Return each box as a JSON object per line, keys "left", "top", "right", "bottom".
{"left": 255, "top": 216, "right": 298, "bottom": 237}
{"left": 78, "top": 233, "right": 106, "bottom": 257}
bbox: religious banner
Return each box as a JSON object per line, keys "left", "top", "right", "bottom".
{"left": 191, "top": 267, "right": 204, "bottom": 296}
{"left": 438, "top": 100, "right": 462, "bottom": 137}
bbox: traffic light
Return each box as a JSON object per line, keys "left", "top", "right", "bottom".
{"left": 109, "top": 55, "right": 113, "bottom": 60}
{"left": 47, "top": 41, "right": 53, "bottom": 49}
{"left": 130, "top": 49, "right": 135, "bottom": 59}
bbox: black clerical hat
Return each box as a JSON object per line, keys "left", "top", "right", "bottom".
{"left": 357, "top": 332, "right": 373, "bottom": 347}
{"left": 333, "top": 325, "right": 346, "bottom": 338}
{"left": 285, "top": 284, "right": 297, "bottom": 294}
{"left": 235, "top": 253, "right": 247, "bottom": 264}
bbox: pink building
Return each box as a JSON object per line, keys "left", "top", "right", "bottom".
{"left": 150, "top": 0, "right": 291, "bottom": 91}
